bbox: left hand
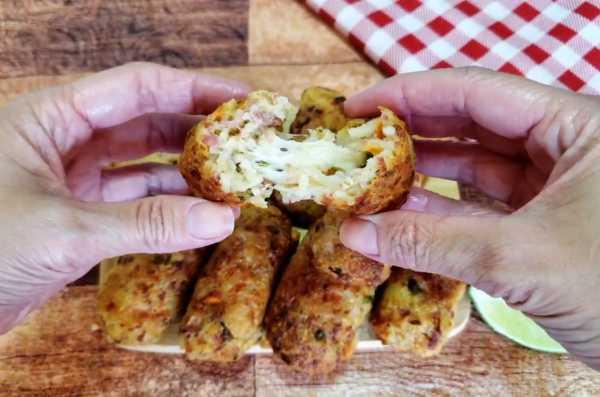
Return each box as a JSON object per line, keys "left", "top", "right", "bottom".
{"left": 0, "top": 62, "right": 249, "bottom": 333}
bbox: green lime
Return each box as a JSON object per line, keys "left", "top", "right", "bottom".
{"left": 469, "top": 286, "right": 567, "bottom": 353}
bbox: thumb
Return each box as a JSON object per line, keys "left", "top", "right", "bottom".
{"left": 75, "top": 195, "right": 236, "bottom": 260}
{"left": 340, "top": 189, "right": 511, "bottom": 287}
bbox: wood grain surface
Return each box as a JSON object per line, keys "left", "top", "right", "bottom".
{"left": 0, "top": 287, "right": 255, "bottom": 397}
{"left": 2, "top": 287, "right": 598, "bottom": 397}
{"left": 0, "top": 0, "right": 248, "bottom": 78}
{"left": 1, "top": 0, "right": 600, "bottom": 395}
{"left": 249, "top": 0, "right": 361, "bottom": 65}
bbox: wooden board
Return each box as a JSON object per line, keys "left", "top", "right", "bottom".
{"left": 0, "top": 287, "right": 255, "bottom": 397}
{"left": 1, "top": 287, "right": 598, "bottom": 397}
{"left": 248, "top": 0, "right": 361, "bottom": 65}
{"left": 0, "top": 0, "right": 359, "bottom": 79}
{"left": 0, "top": 0, "right": 249, "bottom": 78}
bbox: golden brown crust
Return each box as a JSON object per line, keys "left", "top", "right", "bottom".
{"left": 181, "top": 206, "right": 293, "bottom": 362}
{"left": 291, "top": 86, "right": 347, "bottom": 133}
{"left": 265, "top": 211, "right": 388, "bottom": 375}
{"left": 308, "top": 211, "right": 390, "bottom": 287}
{"left": 97, "top": 250, "right": 205, "bottom": 345}
{"left": 371, "top": 268, "right": 466, "bottom": 357}
{"left": 265, "top": 243, "right": 373, "bottom": 375}
{"left": 179, "top": 99, "right": 243, "bottom": 205}
{"left": 321, "top": 111, "right": 415, "bottom": 214}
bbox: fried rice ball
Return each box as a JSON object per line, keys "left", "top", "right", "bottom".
{"left": 179, "top": 90, "right": 415, "bottom": 215}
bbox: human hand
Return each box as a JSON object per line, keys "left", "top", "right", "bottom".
{"left": 340, "top": 67, "right": 600, "bottom": 370}
{"left": 0, "top": 62, "right": 248, "bottom": 334}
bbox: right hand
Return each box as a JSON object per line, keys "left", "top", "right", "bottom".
{"left": 340, "top": 67, "right": 600, "bottom": 370}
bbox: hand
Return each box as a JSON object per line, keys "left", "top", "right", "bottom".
{"left": 0, "top": 62, "right": 249, "bottom": 334}
{"left": 340, "top": 67, "right": 600, "bottom": 370}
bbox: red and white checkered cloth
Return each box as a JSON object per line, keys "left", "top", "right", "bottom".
{"left": 306, "top": 0, "right": 600, "bottom": 94}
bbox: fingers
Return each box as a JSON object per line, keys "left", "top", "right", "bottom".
{"left": 66, "top": 112, "right": 195, "bottom": 181}
{"left": 345, "top": 67, "right": 553, "bottom": 141}
{"left": 415, "top": 139, "right": 546, "bottom": 208}
{"left": 69, "top": 62, "right": 250, "bottom": 130}
{"left": 410, "top": 115, "right": 472, "bottom": 137}
{"left": 411, "top": 116, "right": 525, "bottom": 157}
{"left": 0, "top": 303, "right": 29, "bottom": 335}
{"left": 340, "top": 207, "right": 510, "bottom": 287}
{"left": 91, "top": 112, "right": 199, "bottom": 164}
{"left": 402, "top": 187, "right": 507, "bottom": 216}
{"left": 415, "top": 140, "right": 526, "bottom": 202}
{"left": 100, "top": 164, "right": 189, "bottom": 202}
{"left": 75, "top": 195, "right": 236, "bottom": 259}
{"left": 0, "top": 194, "right": 237, "bottom": 334}
{"left": 25, "top": 62, "right": 249, "bottom": 155}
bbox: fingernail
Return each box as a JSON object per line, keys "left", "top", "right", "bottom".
{"left": 340, "top": 218, "right": 379, "bottom": 256}
{"left": 187, "top": 202, "right": 235, "bottom": 239}
{"left": 402, "top": 192, "right": 429, "bottom": 212}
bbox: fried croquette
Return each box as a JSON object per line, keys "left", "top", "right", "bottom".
{"left": 290, "top": 86, "right": 348, "bottom": 133}
{"left": 97, "top": 250, "right": 205, "bottom": 345}
{"left": 371, "top": 268, "right": 467, "bottom": 357}
{"left": 266, "top": 211, "right": 390, "bottom": 374}
{"left": 181, "top": 206, "right": 293, "bottom": 362}
{"left": 308, "top": 211, "right": 389, "bottom": 287}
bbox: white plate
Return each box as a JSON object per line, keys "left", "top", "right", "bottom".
{"left": 114, "top": 293, "right": 471, "bottom": 355}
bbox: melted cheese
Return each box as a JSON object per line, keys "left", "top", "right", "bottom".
{"left": 207, "top": 91, "right": 398, "bottom": 207}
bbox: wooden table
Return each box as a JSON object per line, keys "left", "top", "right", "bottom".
{"left": 0, "top": 1, "right": 599, "bottom": 395}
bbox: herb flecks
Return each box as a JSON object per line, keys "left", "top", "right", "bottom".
{"left": 407, "top": 278, "right": 422, "bottom": 294}
{"left": 220, "top": 321, "right": 233, "bottom": 341}
{"left": 314, "top": 329, "right": 326, "bottom": 341}
{"left": 329, "top": 266, "right": 343, "bottom": 276}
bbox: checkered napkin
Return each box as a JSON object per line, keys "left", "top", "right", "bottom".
{"left": 306, "top": 0, "right": 600, "bottom": 94}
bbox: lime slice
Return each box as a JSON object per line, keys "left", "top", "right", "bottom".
{"left": 469, "top": 286, "right": 567, "bottom": 353}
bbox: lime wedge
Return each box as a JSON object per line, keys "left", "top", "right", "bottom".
{"left": 469, "top": 286, "right": 567, "bottom": 353}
